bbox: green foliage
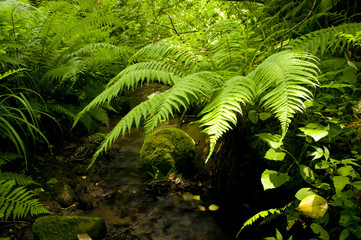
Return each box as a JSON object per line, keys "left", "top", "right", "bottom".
{"left": 76, "top": 38, "right": 320, "bottom": 166}
{"left": 289, "top": 23, "right": 361, "bottom": 55}
{"left": 237, "top": 208, "right": 281, "bottom": 237}
{"left": 0, "top": 180, "right": 51, "bottom": 221}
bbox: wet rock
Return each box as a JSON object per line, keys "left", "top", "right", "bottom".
{"left": 32, "top": 216, "right": 106, "bottom": 240}
{"left": 56, "top": 184, "right": 77, "bottom": 206}
{"left": 139, "top": 128, "right": 195, "bottom": 175}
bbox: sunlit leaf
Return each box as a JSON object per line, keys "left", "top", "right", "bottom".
{"left": 261, "top": 169, "right": 290, "bottom": 190}
{"left": 264, "top": 148, "right": 286, "bottom": 161}
{"left": 299, "top": 123, "right": 329, "bottom": 141}
{"left": 296, "top": 195, "right": 328, "bottom": 219}
{"left": 192, "top": 195, "right": 201, "bottom": 200}
{"left": 208, "top": 204, "right": 219, "bottom": 211}
{"left": 295, "top": 188, "right": 316, "bottom": 200}
{"left": 256, "top": 133, "right": 283, "bottom": 149}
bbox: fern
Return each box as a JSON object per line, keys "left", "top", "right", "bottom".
{"left": 288, "top": 23, "right": 361, "bottom": 55}
{"left": 0, "top": 171, "right": 39, "bottom": 186}
{"left": 198, "top": 76, "right": 255, "bottom": 161}
{"left": 130, "top": 41, "right": 204, "bottom": 74}
{"left": 237, "top": 208, "right": 281, "bottom": 238}
{"left": 250, "top": 51, "right": 319, "bottom": 139}
{"left": 0, "top": 180, "right": 51, "bottom": 221}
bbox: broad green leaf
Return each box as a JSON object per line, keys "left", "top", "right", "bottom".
{"left": 309, "top": 146, "right": 324, "bottom": 160}
{"left": 295, "top": 188, "right": 316, "bottom": 200}
{"left": 248, "top": 110, "right": 258, "bottom": 124}
{"left": 315, "top": 161, "right": 330, "bottom": 169}
{"left": 339, "top": 229, "right": 350, "bottom": 240}
{"left": 333, "top": 176, "right": 350, "bottom": 195}
{"left": 260, "top": 112, "right": 272, "bottom": 121}
{"left": 299, "top": 123, "right": 329, "bottom": 142}
{"left": 299, "top": 165, "right": 316, "bottom": 184}
{"left": 337, "top": 166, "right": 358, "bottom": 178}
{"left": 276, "top": 228, "right": 283, "bottom": 240}
{"left": 296, "top": 195, "right": 328, "bottom": 219}
{"left": 310, "top": 223, "right": 329, "bottom": 240}
{"left": 264, "top": 148, "right": 286, "bottom": 161}
{"left": 312, "top": 182, "right": 331, "bottom": 190}
{"left": 261, "top": 169, "right": 290, "bottom": 190}
{"left": 256, "top": 133, "right": 283, "bottom": 149}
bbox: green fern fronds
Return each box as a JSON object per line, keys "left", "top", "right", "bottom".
{"left": 0, "top": 180, "right": 51, "bottom": 221}
{"left": 198, "top": 76, "right": 255, "bottom": 161}
{"left": 130, "top": 41, "right": 204, "bottom": 73}
{"left": 251, "top": 51, "right": 319, "bottom": 139}
{"left": 143, "top": 72, "right": 225, "bottom": 134}
{"left": 237, "top": 208, "right": 281, "bottom": 238}
{"left": 0, "top": 171, "right": 39, "bottom": 186}
{"left": 288, "top": 23, "right": 361, "bottom": 54}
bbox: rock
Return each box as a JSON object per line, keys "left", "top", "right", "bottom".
{"left": 56, "top": 184, "right": 77, "bottom": 206}
{"left": 139, "top": 128, "right": 195, "bottom": 175}
{"left": 32, "top": 216, "right": 106, "bottom": 240}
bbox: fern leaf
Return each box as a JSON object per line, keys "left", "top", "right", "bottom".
{"left": 74, "top": 63, "right": 181, "bottom": 126}
{"left": 130, "top": 41, "right": 204, "bottom": 73}
{"left": 198, "top": 76, "right": 255, "bottom": 162}
{"left": 0, "top": 171, "right": 39, "bottom": 186}
{"left": 289, "top": 23, "right": 361, "bottom": 55}
{"left": 250, "top": 51, "right": 319, "bottom": 139}
{"left": 87, "top": 93, "right": 166, "bottom": 169}
{"left": 237, "top": 208, "right": 281, "bottom": 237}
{"left": 144, "top": 72, "right": 224, "bottom": 134}
{"left": 0, "top": 180, "right": 50, "bottom": 221}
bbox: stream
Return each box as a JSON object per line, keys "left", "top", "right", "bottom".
{"left": 36, "top": 118, "right": 232, "bottom": 240}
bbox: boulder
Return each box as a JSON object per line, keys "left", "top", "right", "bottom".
{"left": 140, "top": 128, "right": 195, "bottom": 175}
{"left": 56, "top": 184, "right": 77, "bottom": 206}
{"left": 32, "top": 216, "right": 106, "bottom": 240}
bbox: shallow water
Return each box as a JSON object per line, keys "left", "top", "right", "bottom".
{"left": 74, "top": 120, "right": 228, "bottom": 240}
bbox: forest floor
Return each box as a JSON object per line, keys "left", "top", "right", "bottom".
{"left": 5, "top": 116, "right": 235, "bottom": 240}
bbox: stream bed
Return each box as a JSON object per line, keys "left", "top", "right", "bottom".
{"left": 35, "top": 119, "right": 232, "bottom": 240}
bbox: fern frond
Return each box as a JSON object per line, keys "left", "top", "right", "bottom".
{"left": 42, "top": 57, "right": 84, "bottom": 86}
{"left": 130, "top": 41, "right": 204, "bottom": 73}
{"left": 88, "top": 107, "right": 109, "bottom": 127}
{"left": 288, "top": 23, "right": 361, "bottom": 54}
{"left": 0, "top": 171, "right": 39, "bottom": 186}
{"left": 0, "top": 180, "right": 50, "bottom": 221}
{"left": 87, "top": 93, "right": 166, "bottom": 169}
{"left": 74, "top": 63, "right": 182, "bottom": 126}
{"left": 250, "top": 51, "right": 319, "bottom": 139}
{"left": 107, "top": 61, "right": 183, "bottom": 87}
{"left": 237, "top": 208, "right": 281, "bottom": 237}
{"left": 198, "top": 76, "right": 255, "bottom": 162}
{"left": 0, "top": 68, "right": 26, "bottom": 80}
{"left": 144, "top": 72, "right": 225, "bottom": 134}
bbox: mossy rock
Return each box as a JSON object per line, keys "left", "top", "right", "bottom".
{"left": 140, "top": 128, "right": 195, "bottom": 175}
{"left": 55, "top": 184, "right": 77, "bottom": 206}
{"left": 32, "top": 216, "right": 106, "bottom": 240}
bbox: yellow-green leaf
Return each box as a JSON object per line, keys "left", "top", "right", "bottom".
{"left": 296, "top": 194, "right": 328, "bottom": 219}
{"left": 208, "top": 204, "right": 219, "bottom": 211}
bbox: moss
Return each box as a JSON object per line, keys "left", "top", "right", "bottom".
{"left": 32, "top": 216, "right": 106, "bottom": 240}
{"left": 140, "top": 128, "right": 195, "bottom": 175}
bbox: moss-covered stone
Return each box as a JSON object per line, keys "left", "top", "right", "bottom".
{"left": 140, "top": 128, "right": 195, "bottom": 175}
{"left": 32, "top": 216, "right": 106, "bottom": 240}
{"left": 55, "top": 184, "right": 77, "bottom": 206}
